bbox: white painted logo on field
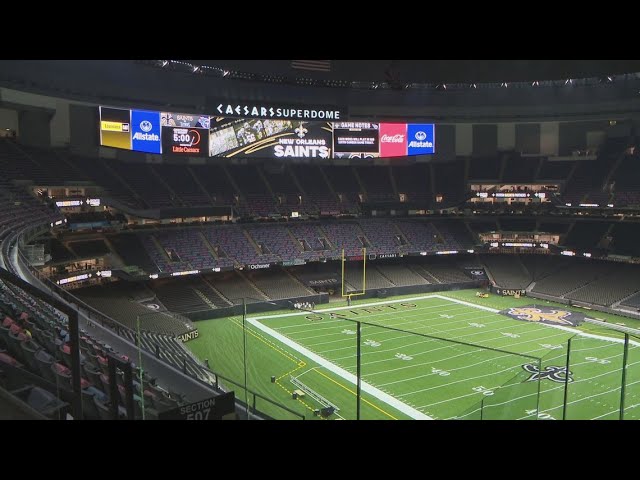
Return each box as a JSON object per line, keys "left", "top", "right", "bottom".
{"left": 473, "top": 386, "right": 494, "bottom": 396}
{"left": 364, "top": 339, "right": 381, "bottom": 347}
{"left": 540, "top": 343, "right": 563, "bottom": 350}
{"left": 439, "top": 314, "right": 454, "bottom": 319}
{"left": 432, "top": 368, "right": 450, "bottom": 376}
{"left": 395, "top": 353, "right": 413, "bottom": 361}
{"left": 469, "top": 322, "right": 485, "bottom": 328}
{"left": 525, "top": 409, "right": 556, "bottom": 420}
{"left": 585, "top": 356, "right": 611, "bottom": 365}
{"left": 342, "top": 329, "right": 356, "bottom": 335}
{"left": 501, "top": 332, "right": 520, "bottom": 338}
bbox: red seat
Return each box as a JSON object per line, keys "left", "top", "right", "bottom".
{"left": 0, "top": 352, "right": 21, "bottom": 367}
{"left": 9, "top": 324, "right": 23, "bottom": 335}
{"left": 2, "top": 317, "right": 14, "bottom": 328}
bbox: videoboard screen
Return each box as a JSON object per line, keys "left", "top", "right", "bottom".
{"left": 99, "top": 106, "right": 435, "bottom": 159}
{"left": 209, "top": 118, "right": 331, "bottom": 158}
{"left": 333, "top": 122, "right": 380, "bottom": 159}
{"left": 161, "top": 112, "right": 209, "bottom": 156}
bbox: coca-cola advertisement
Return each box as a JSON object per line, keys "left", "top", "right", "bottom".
{"left": 332, "top": 121, "right": 380, "bottom": 159}
{"left": 379, "top": 123, "right": 408, "bottom": 157}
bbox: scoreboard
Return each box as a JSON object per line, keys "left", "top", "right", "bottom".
{"left": 99, "top": 106, "right": 435, "bottom": 160}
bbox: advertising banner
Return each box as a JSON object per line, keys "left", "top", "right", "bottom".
{"left": 131, "top": 110, "right": 161, "bottom": 154}
{"left": 379, "top": 123, "right": 408, "bottom": 157}
{"left": 407, "top": 123, "right": 435, "bottom": 155}
{"left": 99, "top": 107, "right": 131, "bottom": 150}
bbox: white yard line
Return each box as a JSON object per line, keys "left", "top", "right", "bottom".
{"left": 246, "top": 315, "right": 433, "bottom": 420}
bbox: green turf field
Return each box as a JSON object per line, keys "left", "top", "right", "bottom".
{"left": 186, "top": 289, "right": 640, "bottom": 420}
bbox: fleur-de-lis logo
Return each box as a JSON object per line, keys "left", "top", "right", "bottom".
{"left": 295, "top": 122, "right": 308, "bottom": 138}
{"left": 508, "top": 308, "right": 573, "bottom": 325}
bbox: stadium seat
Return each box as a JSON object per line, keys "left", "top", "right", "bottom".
{"left": 19, "top": 339, "right": 42, "bottom": 372}
{"left": 34, "top": 349, "right": 56, "bottom": 384}
{"left": 10, "top": 385, "right": 69, "bottom": 419}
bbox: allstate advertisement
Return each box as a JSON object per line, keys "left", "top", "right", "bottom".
{"left": 131, "top": 110, "right": 161, "bottom": 154}
{"left": 407, "top": 124, "right": 435, "bottom": 155}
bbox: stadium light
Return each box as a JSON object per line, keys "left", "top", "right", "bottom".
{"left": 222, "top": 70, "right": 230, "bottom": 77}
{"left": 532, "top": 81, "right": 539, "bottom": 86}
{"left": 565, "top": 78, "right": 572, "bottom": 85}
{"left": 501, "top": 82, "right": 508, "bottom": 88}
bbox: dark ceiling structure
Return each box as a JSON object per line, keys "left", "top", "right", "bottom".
{"left": 194, "top": 60, "right": 640, "bottom": 84}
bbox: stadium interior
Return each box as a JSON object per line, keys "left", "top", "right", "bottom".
{"left": 1, "top": 59, "right": 640, "bottom": 420}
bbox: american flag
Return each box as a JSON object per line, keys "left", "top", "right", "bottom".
{"left": 291, "top": 60, "right": 331, "bottom": 72}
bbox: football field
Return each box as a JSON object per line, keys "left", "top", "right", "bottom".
{"left": 186, "top": 290, "right": 640, "bottom": 420}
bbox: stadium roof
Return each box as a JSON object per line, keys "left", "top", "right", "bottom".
{"left": 192, "top": 60, "right": 640, "bottom": 84}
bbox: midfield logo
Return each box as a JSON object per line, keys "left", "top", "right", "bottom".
{"left": 508, "top": 307, "right": 573, "bottom": 325}
{"left": 522, "top": 364, "right": 573, "bottom": 383}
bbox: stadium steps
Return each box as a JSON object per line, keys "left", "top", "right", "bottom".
{"left": 286, "top": 228, "right": 306, "bottom": 253}
{"left": 316, "top": 226, "right": 337, "bottom": 250}
{"left": 478, "top": 259, "right": 498, "bottom": 285}
{"left": 286, "top": 165, "right": 308, "bottom": 196}
{"left": 221, "top": 165, "right": 244, "bottom": 200}
{"left": 187, "top": 166, "right": 216, "bottom": 205}
{"left": 102, "top": 236, "right": 125, "bottom": 266}
{"left": 612, "top": 290, "right": 640, "bottom": 309}
{"left": 497, "top": 154, "right": 508, "bottom": 182}
{"left": 533, "top": 157, "right": 544, "bottom": 181}
{"left": 601, "top": 148, "right": 628, "bottom": 192}
{"left": 561, "top": 222, "right": 576, "bottom": 245}
{"left": 428, "top": 223, "right": 447, "bottom": 247}
{"left": 193, "top": 288, "right": 216, "bottom": 309}
{"left": 149, "top": 165, "right": 184, "bottom": 207}
{"left": 317, "top": 166, "right": 340, "bottom": 203}
{"left": 408, "top": 264, "right": 436, "bottom": 284}
{"left": 198, "top": 232, "right": 220, "bottom": 260}
{"left": 388, "top": 165, "right": 399, "bottom": 198}
{"left": 99, "top": 157, "right": 150, "bottom": 209}
{"left": 201, "top": 277, "right": 233, "bottom": 307}
{"left": 63, "top": 241, "right": 79, "bottom": 258}
{"left": 351, "top": 167, "right": 367, "bottom": 197}
{"left": 150, "top": 235, "right": 172, "bottom": 263}
{"left": 517, "top": 255, "right": 532, "bottom": 281}
{"left": 428, "top": 163, "right": 436, "bottom": 206}
{"left": 463, "top": 221, "right": 479, "bottom": 245}
{"left": 3, "top": 140, "right": 48, "bottom": 173}
{"left": 564, "top": 162, "right": 580, "bottom": 193}
{"left": 373, "top": 265, "right": 397, "bottom": 287}
{"left": 256, "top": 166, "right": 279, "bottom": 207}
{"left": 560, "top": 274, "right": 613, "bottom": 299}
{"left": 242, "top": 229, "right": 263, "bottom": 255}
{"left": 51, "top": 148, "right": 91, "bottom": 179}
{"left": 391, "top": 224, "right": 411, "bottom": 250}
{"left": 236, "top": 271, "right": 270, "bottom": 301}
{"left": 282, "top": 268, "right": 315, "bottom": 295}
